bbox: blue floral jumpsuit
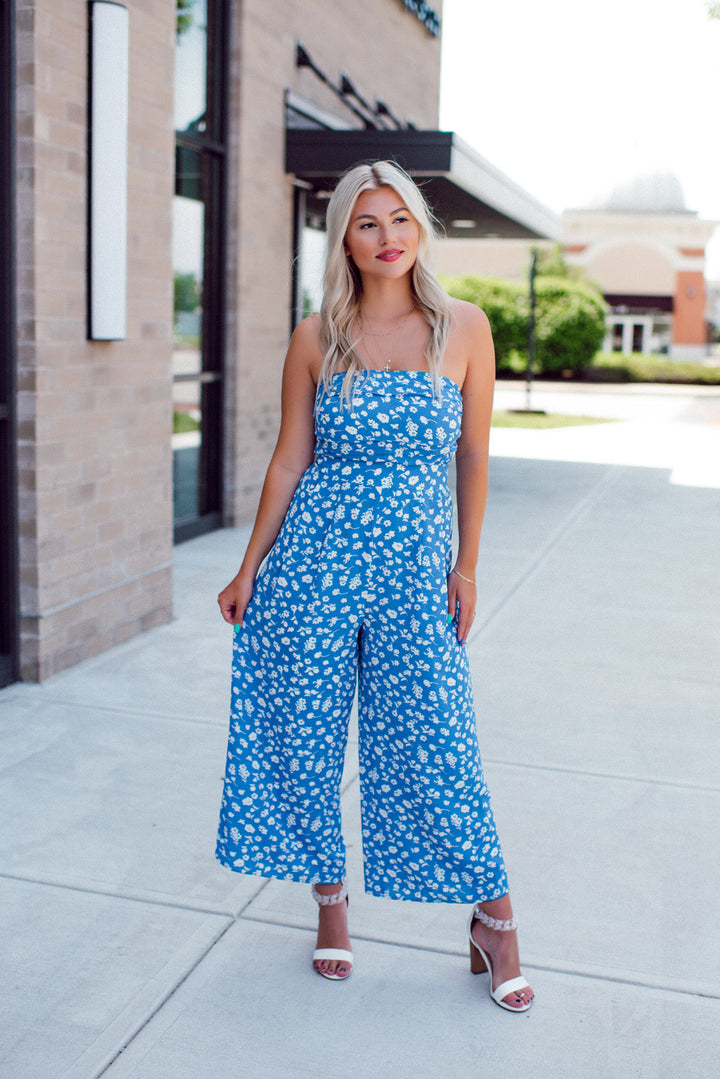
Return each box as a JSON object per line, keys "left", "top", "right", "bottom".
{"left": 216, "top": 370, "right": 508, "bottom": 903}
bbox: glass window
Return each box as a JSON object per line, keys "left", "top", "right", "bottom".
{"left": 172, "top": 192, "right": 204, "bottom": 520}
{"left": 173, "top": 0, "right": 228, "bottom": 541}
{"left": 612, "top": 323, "right": 623, "bottom": 352}
{"left": 175, "top": 0, "right": 208, "bottom": 133}
{"left": 299, "top": 220, "right": 327, "bottom": 317}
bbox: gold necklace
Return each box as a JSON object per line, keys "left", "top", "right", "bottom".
{"left": 360, "top": 306, "right": 415, "bottom": 371}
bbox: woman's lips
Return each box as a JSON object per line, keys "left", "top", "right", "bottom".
{"left": 376, "top": 250, "right": 403, "bottom": 262}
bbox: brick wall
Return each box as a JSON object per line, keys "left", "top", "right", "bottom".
{"left": 13, "top": 0, "right": 443, "bottom": 676}
{"left": 16, "top": 0, "right": 176, "bottom": 679}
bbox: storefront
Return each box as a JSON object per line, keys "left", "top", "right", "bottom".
{"left": 5, "top": 0, "right": 557, "bottom": 683}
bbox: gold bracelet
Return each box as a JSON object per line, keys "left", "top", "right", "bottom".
{"left": 452, "top": 569, "right": 476, "bottom": 586}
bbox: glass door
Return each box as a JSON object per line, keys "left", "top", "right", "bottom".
{"left": 173, "top": 0, "right": 228, "bottom": 541}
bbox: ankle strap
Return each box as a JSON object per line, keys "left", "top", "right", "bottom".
{"left": 472, "top": 904, "right": 518, "bottom": 932}
{"left": 311, "top": 880, "right": 348, "bottom": 906}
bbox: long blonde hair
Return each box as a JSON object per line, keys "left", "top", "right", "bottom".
{"left": 319, "top": 161, "right": 451, "bottom": 401}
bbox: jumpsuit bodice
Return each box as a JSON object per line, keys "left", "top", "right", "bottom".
{"left": 314, "top": 369, "right": 462, "bottom": 477}
{"left": 262, "top": 370, "right": 464, "bottom": 606}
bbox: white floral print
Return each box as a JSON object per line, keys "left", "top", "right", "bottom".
{"left": 216, "top": 371, "right": 508, "bottom": 903}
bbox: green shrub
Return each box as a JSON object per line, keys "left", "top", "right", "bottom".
{"left": 440, "top": 274, "right": 527, "bottom": 371}
{"left": 442, "top": 272, "right": 606, "bottom": 376}
{"left": 534, "top": 277, "right": 607, "bottom": 376}
{"left": 585, "top": 353, "right": 720, "bottom": 385}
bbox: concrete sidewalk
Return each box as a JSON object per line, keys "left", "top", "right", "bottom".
{"left": 1, "top": 384, "right": 719, "bottom": 1078}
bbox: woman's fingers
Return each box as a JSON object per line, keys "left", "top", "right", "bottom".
{"left": 217, "top": 576, "right": 253, "bottom": 627}
{"left": 217, "top": 590, "right": 237, "bottom": 625}
{"left": 447, "top": 576, "right": 458, "bottom": 622}
{"left": 458, "top": 602, "right": 474, "bottom": 644}
{"left": 448, "top": 569, "right": 477, "bottom": 644}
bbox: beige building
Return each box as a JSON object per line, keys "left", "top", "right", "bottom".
{"left": 435, "top": 172, "right": 718, "bottom": 360}
{"left": 2, "top": 0, "right": 558, "bottom": 684}
{"left": 564, "top": 174, "right": 717, "bottom": 359}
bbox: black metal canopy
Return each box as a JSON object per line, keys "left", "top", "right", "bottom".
{"left": 286, "top": 128, "right": 560, "bottom": 241}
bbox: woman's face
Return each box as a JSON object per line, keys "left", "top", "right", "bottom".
{"left": 344, "top": 186, "right": 420, "bottom": 281}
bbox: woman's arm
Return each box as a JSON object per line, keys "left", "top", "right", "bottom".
{"left": 448, "top": 301, "right": 496, "bottom": 643}
{"left": 217, "top": 317, "right": 320, "bottom": 627}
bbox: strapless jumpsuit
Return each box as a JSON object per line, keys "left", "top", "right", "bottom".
{"left": 216, "top": 370, "right": 508, "bottom": 903}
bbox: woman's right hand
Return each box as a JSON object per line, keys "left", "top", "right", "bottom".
{"left": 217, "top": 570, "right": 255, "bottom": 628}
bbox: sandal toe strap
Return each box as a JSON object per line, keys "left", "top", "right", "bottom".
{"left": 491, "top": 975, "right": 530, "bottom": 1004}
{"left": 312, "top": 948, "right": 353, "bottom": 963}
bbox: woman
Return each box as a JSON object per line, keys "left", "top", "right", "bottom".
{"left": 216, "top": 161, "right": 533, "bottom": 1012}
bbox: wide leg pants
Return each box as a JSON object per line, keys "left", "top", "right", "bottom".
{"left": 216, "top": 514, "right": 509, "bottom": 904}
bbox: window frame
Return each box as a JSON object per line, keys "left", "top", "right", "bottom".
{"left": 172, "top": 0, "right": 230, "bottom": 543}
{"left": 0, "top": 0, "right": 19, "bottom": 686}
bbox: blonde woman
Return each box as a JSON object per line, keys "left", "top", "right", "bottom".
{"left": 216, "top": 162, "right": 533, "bottom": 1012}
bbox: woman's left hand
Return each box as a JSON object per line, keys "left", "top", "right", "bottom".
{"left": 447, "top": 567, "right": 477, "bottom": 645}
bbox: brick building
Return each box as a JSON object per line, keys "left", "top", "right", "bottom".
{"left": 1, "top": 0, "right": 557, "bottom": 684}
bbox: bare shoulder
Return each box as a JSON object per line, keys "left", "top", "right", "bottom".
{"left": 292, "top": 311, "right": 322, "bottom": 344}
{"left": 445, "top": 298, "right": 493, "bottom": 388}
{"left": 449, "top": 296, "right": 491, "bottom": 337}
{"left": 289, "top": 312, "right": 322, "bottom": 354}
{"left": 285, "top": 313, "right": 323, "bottom": 382}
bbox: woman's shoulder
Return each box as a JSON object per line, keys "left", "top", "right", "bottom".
{"left": 448, "top": 296, "right": 490, "bottom": 333}
{"left": 443, "top": 297, "right": 494, "bottom": 387}
{"left": 286, "top": 313, "right": 323, "bottom": 382}
{"left": 291, "top": 312, "right": 322, "bottom": 346}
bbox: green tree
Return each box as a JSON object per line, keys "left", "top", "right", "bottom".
{"left": 177, "top": 0, "right": 195, "bottom": 40}
{"left": 174, "top": 272, "right": 200, "bottom": 315}
{"left": 535, "top": 244, "right": 572, "bottom": 279}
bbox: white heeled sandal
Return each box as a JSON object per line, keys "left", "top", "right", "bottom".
{"left": 311, "top": 880, "right": 353, "bottom": 981}
{"left": 468, "top": 903, "right": 533, "bottom": 1012}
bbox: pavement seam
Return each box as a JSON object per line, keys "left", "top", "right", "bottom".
{"left": 90, "top": 917, "right": 236, "bottom": 1079}
{"left": 233, "top": 915, "right": 720, "bottom": 1002}
{"left": 0, "top": 871, "right": 242, "bottom": 918}
{"left": 483, "top": 757, "right": 720, "bottom": 793}
{"left": 3, "top": 693, "right": 228, "bottom": 726}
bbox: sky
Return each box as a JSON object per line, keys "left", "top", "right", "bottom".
{"left": 439, "top": 0, "right": 720, "bottom": 277}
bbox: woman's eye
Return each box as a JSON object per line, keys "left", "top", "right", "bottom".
{"left": 394, "top": 216, "right": 409, "bottom": 224}
{"left": 360, "top": 222, "right": 376, "bottom": 229}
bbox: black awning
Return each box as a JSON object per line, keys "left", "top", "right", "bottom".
{"left": 285, "top": 128, "right": 560, "bottom": 241}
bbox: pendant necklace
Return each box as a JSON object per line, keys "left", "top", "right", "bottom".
{"left": 361, "top": 306, "right": 415, "bottom": 371}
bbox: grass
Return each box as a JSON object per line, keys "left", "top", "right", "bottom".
{"left": 173, "top": 411, "right": 200, "bottom": 434}
{"left": 497, "top": 351, "right": 720, "bottom": 386}
{"left": 492, "top": 411, "right": 617, "bottom": 430}
{"left": 173, "top": 333, "right": 201, "bottom": 349}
